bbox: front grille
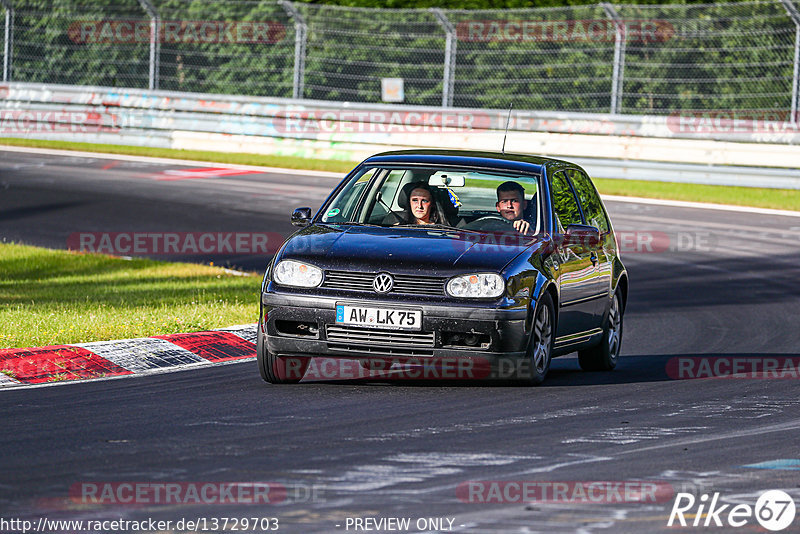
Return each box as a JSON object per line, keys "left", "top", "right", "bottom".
{"left": 322, "top": 270, "right": 445, "bottom": 296}
{"left": 327, "top": 344, "right": 435, "bottom": 358}
{"left": 326, "top": 325, "right": 436, "bottom": 357}
{"left": 323, "top": 271, "right": 374, "bottom": 291}
{"left": 326, "top": 325, "right": 435, "bottom": 346}
{"left": 391, "top": 274, "right": 446, "bottom": 295}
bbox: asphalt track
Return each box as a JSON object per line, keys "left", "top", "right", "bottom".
{"left": 1, "top": 149, "right": 800, "bottom": 533}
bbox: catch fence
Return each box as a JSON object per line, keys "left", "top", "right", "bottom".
{"left": 1, "top": 0, "right": 799, "bottom": 117}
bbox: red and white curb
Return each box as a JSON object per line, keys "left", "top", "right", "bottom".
{"left": 0, "top": 325, "right": 257, "bottom": 389}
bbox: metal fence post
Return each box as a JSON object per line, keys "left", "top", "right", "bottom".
{"left": 279, "top": 0, "right": 307, "bottom": 100}
{"left": 779, "top": 0, "right": 800, "bottom": 125}
{"left": 1, "top": 0, "right": 12, "bottom": 82}
{"left": 137, "top": 0, "right": 160, "bottom": 90}
{"left": 602, "top": 3, "right": 625, "bottom": 114}
{"left": 431, "top": 8, "right": 456, "bottom": 108}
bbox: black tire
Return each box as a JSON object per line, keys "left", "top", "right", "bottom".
{"left": 257, "top": 328, "right": 307, "bottom": 384}
{"left": 521, "top": 292, "right": 555, "bottom": 386}
{"left": 578, "top": 288, "right": 623, "bottom": 371}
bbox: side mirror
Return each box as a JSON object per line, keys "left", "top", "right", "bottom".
{"left": 564, "top": 224, "right": 600, "bottom": 247}
{"left": 291, "top": 207, "right": 312, "bottom": 227}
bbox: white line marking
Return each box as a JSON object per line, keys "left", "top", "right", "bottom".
{"left": 615, "top": 419, "right": 800, "bottom": 456}
{"left": 3, "top": 144, "right": 797, "bottom": 216}
{"left": 603, "top": 194, "right": 800, "bottom": 218}
{"left": 0, "top": 145, "right": 346, "bottom": 178}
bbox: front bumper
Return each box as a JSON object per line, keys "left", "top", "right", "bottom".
{"left": 260, "top": 291, "right": 531, "bottom": 361}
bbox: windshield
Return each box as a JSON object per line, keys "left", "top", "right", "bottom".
{"left": 320, "top": 166, "right": 541, "bottom": 234}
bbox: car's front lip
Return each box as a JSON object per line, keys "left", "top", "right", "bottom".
{"left": 261, "top": 290, "right": 530, "bottom": 360}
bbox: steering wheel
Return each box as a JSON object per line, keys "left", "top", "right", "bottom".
{"left": 467, "top": 213, "right": 515, "bottom": 232}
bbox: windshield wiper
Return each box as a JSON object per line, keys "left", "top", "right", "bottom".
{"left": 325, "top": 221, "right": 382, "bottom": 227}
{"left": 395, "top": 223, "right": 480, "bottom": 233}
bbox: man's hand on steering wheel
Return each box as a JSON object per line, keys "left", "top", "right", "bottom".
{"left": 512, "top": 218, "right": 531, "bottom": 235}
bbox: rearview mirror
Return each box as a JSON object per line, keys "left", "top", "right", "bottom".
{"left": 429, "top": 174, "right": 466, "bottom": 187}
{"left": 291, "top": 207, "right": 312, "bottom": 227}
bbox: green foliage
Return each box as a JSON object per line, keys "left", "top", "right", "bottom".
{"left": 11, "top": 0, "right": 151, "bottom": 87}
{"left": 292, "top": 0, "right": 731, "bottom": 7}
{"left": 4, "top": 1, "right": 797, "bottom": 113}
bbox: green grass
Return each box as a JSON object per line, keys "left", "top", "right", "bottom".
{"left": 594, "top": 178, "right": 800, "bottom": 212}
{"left": 1, "top": 137, "right": 797, "bottom": 210}
{"left": 0, "top": 243, "right": 260, "bottom": 349}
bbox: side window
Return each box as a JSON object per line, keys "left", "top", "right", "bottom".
{"left": 550, "top": 171, "right": 583, "bottom": 231}
{"left": 364, "top": 169, "right": 406, "bottom": 223}
{"left": 321, "top": 167, "right": 378, "bottom": 222}
{"left": 567, "top": 169, "right": 609, "bottom": 233}
{"left": 384, "top": 170, "right": 411, "bottom": 209}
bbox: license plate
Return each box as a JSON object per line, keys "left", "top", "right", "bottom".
{"left": 336, "top": 304, "right": 422, "bottom": 331}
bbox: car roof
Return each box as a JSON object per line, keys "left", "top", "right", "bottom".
{"left": 362, "top": 149, "right": 572, "bottom": 175}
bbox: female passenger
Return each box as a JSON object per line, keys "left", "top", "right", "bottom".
{"left": 399, "top": 182, "right": 446, "bottom": 225}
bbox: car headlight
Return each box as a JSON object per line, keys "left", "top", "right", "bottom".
{"left": 273, "top": 260, "right": 323, "bottom": 288}
{"left": 446, "top": 273, "right": 505, "bottom": 298}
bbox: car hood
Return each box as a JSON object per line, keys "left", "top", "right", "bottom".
{"left": 279, "top": 224, "right": 541, "bottom": 273}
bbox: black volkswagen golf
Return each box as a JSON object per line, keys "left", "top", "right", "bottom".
{"left": 258, "top": 150, "right": 628, "bottom": 385}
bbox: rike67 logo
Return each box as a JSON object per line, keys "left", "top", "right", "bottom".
{"left": 668, "top": 490, "right": 796, "bottom": 531}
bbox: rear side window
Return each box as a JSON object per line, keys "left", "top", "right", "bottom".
{"left": 567, "top": 169, "right": 609, "bottom": 233}
{"left": 550, "top": 171, "right": 583, "bottom": 230}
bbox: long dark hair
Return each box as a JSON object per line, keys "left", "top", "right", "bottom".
{"left": 401, "top": 181, "right": 446, "bottom": 225}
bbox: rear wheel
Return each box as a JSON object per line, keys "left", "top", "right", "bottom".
{"left": 521, "top": 292, "right": 554, "bottom": 386}
{"left": 257, "top": 328, "right": 307, "bottom": 384}
{"left": 578, "top": 288, "right": 623, "bottom": 371}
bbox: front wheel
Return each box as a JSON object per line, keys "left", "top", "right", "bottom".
{"left": 257, "top": 328, "right": 307, "bottom": 384}
{"left": 578, "top": 288, "right": 623, "bottom": 371}
{"left": 521, "top": 292, "right": 554, "bottom": 386}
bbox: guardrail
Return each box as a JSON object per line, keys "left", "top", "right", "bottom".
{"left": 1, "top": 82, "right": 800, "bottom": 189}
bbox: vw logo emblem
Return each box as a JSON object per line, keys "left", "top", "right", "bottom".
{"left": 373, "top": 273, "right": 394, "bottom": 294}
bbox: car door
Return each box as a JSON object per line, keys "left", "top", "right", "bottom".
{"left": 566, "top": 169, "right": 613, "bottom": 322}
{"left": 550, "top": 170, "right": 601, "bottom": 338}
